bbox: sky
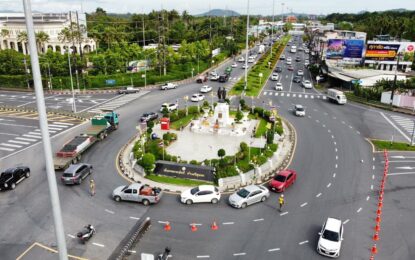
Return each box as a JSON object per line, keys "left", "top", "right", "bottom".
{"left": 0, "top": 0, "right": 414, "bottom": 15}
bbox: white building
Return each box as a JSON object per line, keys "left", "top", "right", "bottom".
{"left": 0, "top": 12, "right": 96, "bottom": 55}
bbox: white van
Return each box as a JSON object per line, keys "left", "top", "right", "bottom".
{"left": 290, "top": 46, "right": 297, "bottom": 53}
{"left": 327, "top": 89, "right": 347, "bottom": 104}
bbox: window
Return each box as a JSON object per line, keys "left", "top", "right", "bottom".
{"left": 190, "top": 187, "right": 200, "bottom": 195}
{"left": 287, "top": 174, "right": 292, "bottom": 180}
{"left": 198, "top": 190, "right": 213, "bottom": 196}
{"left": 132, "top": 189, "right": 137, "bottom": 194}
{"left": 250, "top": 190, "right": 261, "bottom": 197}
{"left": 124, "top": 189, "right": 132, "bottom": 194}
{"left": 77, "top": 166, "right": 86, "bottom": 173}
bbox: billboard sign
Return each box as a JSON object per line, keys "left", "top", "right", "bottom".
{"left": 365, "top": 41, "right": 415, "bottom": 62}
{"left": 154, "top": 160, "right": 215, "bottom": 182}
{"left": 326, "top": 39, "right": 365, "bottom": 59}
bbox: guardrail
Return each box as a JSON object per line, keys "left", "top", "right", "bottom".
{"left": 108, "top": 217, "right": 152, "bottom": 260}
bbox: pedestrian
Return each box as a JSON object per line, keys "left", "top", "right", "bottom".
{"left": 278, "top": 194, "right": 285, "bottom": 212}
{"left": 89, "top": 179, "right": 95, "bottom": 196}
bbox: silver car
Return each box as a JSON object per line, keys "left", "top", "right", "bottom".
{"left": 61, "top": 163, "right": 93, "bottom": 185}
{"left": 228, "top": 185, "right": 270, "bottom": 208}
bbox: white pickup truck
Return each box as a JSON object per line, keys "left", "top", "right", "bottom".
{"left": 118, "top": 86, "right": 139, "bottom": 94}
{"left": 112, "top": 183, "right": 163, "bottom": 206}
{"left": 160, "top": 82, "right": 178, "bottom": 90}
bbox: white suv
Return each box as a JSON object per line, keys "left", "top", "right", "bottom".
{"left": 294, "top": 105, "right": 305, "bottom": 117}
{"left": 160, "top": 103, "right": 178, "bottom": 112}
{"left": 317, "top": 217, "right": 344, "bottom": 258}
{"left": 180, "top": 185, "right": 221, "bottom": 204}
{"left": 271, "top": 73, "right": 279, "bottom": 81}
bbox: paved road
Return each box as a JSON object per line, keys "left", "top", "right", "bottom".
{"left": 1, "top": 37, "right": 414, "bottom": 260}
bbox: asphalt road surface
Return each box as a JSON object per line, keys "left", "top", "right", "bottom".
{"left": 1, "top": 37, "right": 414, "bottom": 260}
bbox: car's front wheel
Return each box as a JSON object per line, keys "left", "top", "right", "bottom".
{"left": 186, "top": 199, "right": 193, "bottom": 205}
{"left": 241, "top": 202, "right": 247, "bottom": 209}
{"left": 211, "top": 198, "right": 218, "bottom": 204}
{"left": 10, "top": 183, "right": 16, "bottom": 190}
{"left": 261, "top": 196, "right": 267, "bottom": 202}
{"left": 114, "top": 196, "right": 121, "bottom": 202}
{"left": 25, "top": 171, "right": 30, "bottom": 178}
{"left": 142, "top": 199, "right": 150, "bottom": 206}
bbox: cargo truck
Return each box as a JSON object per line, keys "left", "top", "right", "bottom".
{"left": 54, "top": 111, "right": 119, "bottom": 170}
{"left": 327, "top": 89, "right": 347, "bottom": 104}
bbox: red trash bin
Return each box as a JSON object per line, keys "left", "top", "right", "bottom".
{"left": 160, "top": 117, "right": 170, "bottom": 130}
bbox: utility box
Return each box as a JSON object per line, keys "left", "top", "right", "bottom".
{"left": 160, "top": 118, "right": 170, "bottom": 130}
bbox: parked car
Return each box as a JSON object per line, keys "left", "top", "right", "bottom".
{"left": 196, "top": 75, "right": 208, "bottom": 83}
{"left": 271, "top": 73, "right": 280, "bottom": 81}
{"left": 228, "top": 185, "right": 270, "bottom": 209}
{"left": 112, "top": 183, "right": 163, "bottom": 206}
{"left": 275, "top": 83, "right": 283, "bottom": 91}
{"left": 297, "top": 70, "right": 304, "bottom": 76}
{"left": 191, "top": 93, "right": 205, "bottom": 102}
{"left": 302, "top": 80, "right": 313, "bottom": 89}
{"left": 269, "top": 169, "right": 297, "bottom": 192}
{"left": 293, "top": 76, "right": 302, "bottom": 83}
{"left": 140, "top": 112, "right": 158, "bottom": 122}
{"left": 118, "top": 86, "right": 139, "bottom": 94}
{"left": 231, "top": 63, "right": 238, "bottom": 68}
{"left": 0, "top": 166, "right": 30, "bottom": 190}
{"left": 180, "top": 185, "right": 221, "bottom": 204}
{"left": 200, "top": 85, "right": 212, "bottom": 93}
{"left": 274, "top": 66, "right": 283, "bottom": 73}
{"left": 317, "top": 217, "right": 344, "bottom": 258}
{"left": 160, "top": 103, "right": 178, "bottom": 112}
{"left": 160, "top": 82, "right": 177, "bottom": 90}
{"left": 218, "top": 74, "right": 229, "bottom": 83}
{"left": 294, "top": 104, "right": 305, "bottom": 117}
{"left": 61, "top": 163, "right": 93, "bottom": 185}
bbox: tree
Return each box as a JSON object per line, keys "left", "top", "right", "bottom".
{"left": 217, "top": 149, "right": 226, "bottom": 158}
{"left": 141, "top": 153, "right": 155, "bottom": 173}
{"left": 35, "top": 31, "right": 50, "bottom": 53}
{"left": 235, "top": 110, "right": 243, "bottom": 122}
{"left": 266, "top": 130, "right": 275, "bottom": 144}
{"left": 17, "top": 31, "right": 28, "bottom": 43}
{"left": 0, "top": 29, "right": 10, "bottom": 39}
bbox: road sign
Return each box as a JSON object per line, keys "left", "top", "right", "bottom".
{"left": 105, "top": 79, "right": 116, "bottom": 85}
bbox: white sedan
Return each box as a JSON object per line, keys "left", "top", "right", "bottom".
{"left": 200, "top": 85, "right": 212, "bottom": 93}
{"left": 191, "top": 93, "right": 205, "bottom": 102}
{"left": 238, "top": 56, "right": 245, "bottom": 62}
{"left": 275, "top": 83, "right": 283, "bottom": 91}
{"left": 231, "top": 63, "right": 238, "bottom": 68}
{"left": 302, "top": 80, "right": 313, "bottom": 89}
{"left": 180, "top": 185, "right": 221, "bottom": 204}
{"left": 297, "top": 70, "right": 304, "bottom": 76}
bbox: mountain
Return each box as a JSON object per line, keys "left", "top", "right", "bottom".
{"left": 196, "top": 9, "right": 240, "bottom": 17}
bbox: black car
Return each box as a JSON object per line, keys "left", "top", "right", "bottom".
{"left": 218, "top": 74, "right": 229, "bottom": 83}
{"left": 295, "top": 56, "right": 301, "bottom": 62}
{"left": 0, "top": 166, "right": 30, "bottom": 190}
{"left": 293, "top": 76, "right": 302, "bottom": 83}
{"left": 274, "top": 66, "right": 283, "bottom": 73}
{"left": 140, "top": 112, "right": 159, "bottom": 122}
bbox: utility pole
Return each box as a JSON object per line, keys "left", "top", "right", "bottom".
{"left": 69, "top": 12, "right": 80, "bottom": 91}
{"left": 142, "top": 14, "right": 147, "bottom": 84}
{"left": 271, "top": 0, "right": 275, "bottom": 56}
{"left": 244, "top": 0, "right": 250, "bottom": 91}
{"left": 47, "top": 62, "right": 52, "bottom": 90}
{"left": 22, "top": 1, "right": 68, "bottom": 259}
{"left": 67, "top": 49, "right": 76, "bottom": 113}
{"left": 411, "top": 120, "right": 415, "bottom": 146}
{"left": 23, "top": 58, "right": 30, "bottom": 89}
{"left": 391, "top": 53, "right": 401, "bottom": 105}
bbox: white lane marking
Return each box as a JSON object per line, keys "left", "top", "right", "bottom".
{"left": 158, "top": 221, "right": 168, "bottom": 224}
{"left": 322, "top": 124, "right": 326, "bottom": 128}
{"left": 48, "top": 127, "right": 64, "bottom": 131}
{"left": 335, "top": 164, "right": 338, "bottom": 168}
{"left": 48, "top": 124, "right": 68, "bottom": 128}
{"left": 67, "top": 234, "right": 75, "bottom": 238}
{"left": 0, "top": 122, "right": 37, "bottom": 128}
{"left": 105, "top": 209, "right": 114, "bottom": 214}
{"left": 22, "top": 134, "right": 42, "bottom": 139}
{"left": 268, "top": 248, "right": 280, "bottom": 252}
{"left": 0, "top": 147, "right": 14, "bottom": 151}
{"left": 372, "top": 165, "right": 375, "bottom": 170}
{"left": 316, "top": 193, "right": 322, "bottom": 197}
{"left": 343, "top": 219, "right": 350, "bottom": 225}
{"left": 15, "top": 137, "right": 36, "bottom": 142}
{"left": 28, "top": 131, "right": 41, "bottom": 136}
{"left": 336, "top": 155, "right": 338, "bottom": 160}
{"left": 396, "top": 166, "right": 415, "bottom": 170}
{"left": 192, "top": 223, "right": 203, "bottom": 226}
{"left": 372, "top": 174, "right": 375, "bottom": 179}
{"left": 366, "top": 196, "right": 370, "bottom": 201}
{"left": 129, "top": 216, "right": 140, "bottom": 220}
{"left": 357, "top": 207, "right": 362, "bottom": 213}
{"left": 327, "top": 183, "right": 332, "bottom": 188}
{"left": 380, "top": 112, "right": 411, "bottom": 142}
{"left": 1, "top": 143, "right": 22, "bottom": 148}
{"left": 299, "top": 240, "right": 309, "bottom": 245}
{"left": 280, "top": 211, "right": 288, "bottom": 216}
{"left": 253, "top": 218, "right": 264, "bottom": 222}
{"left": 357, "top": 131, "right": 360, "bottom": 135}
{"left": 331, "top": 135, "right": 335, "bottom": 139}
{"left": 9, "top": 140, "right": 29, "bottom": 145}
{"left": 371, "top": 185, "right": 374, "bottom": 190}
{"left": 334, "top": 141, "right": 337, "bottom": 146}
{"left": 92, "top": 242, "right": 105, "bottom": 248}
{"left": 52, "top": 122, "right": 74, "bottom": 126}
{"left": 342, "top": 121, "right": 346, "bottom": 124}
{"left": 233, "top": 252, "right": 246, "bottom": 256}
{"left": 0, "top": 132, "right": 19, "bottom": 136}
{"left": 386, "top": 161, "right": 415, "bottom": 163}
{"left": 300, "top": 202, "right": 308, "bottom": 207}
{"left": 333, "top": 116, "right": 337, "bottom": 120}
{"left": 349, "top": 125, "right": 353, "bottom": 129}
{"left": 197, "top": 256, "right": 210, "bottom": 258}
{"left": 388, "top": 172, "right": 415, "bottom": 176}
{"left": 373, "top": 157, "right": 376, "bottom": 161}
{"left": 333, "top": 173, "right": 336, "bottom": 178}
{"left": 222, "top": 222, "right": 235, "bottom": 225}
{"left": 316, "top": 119, "right": 320, "bottom": 123}
{"left": 328, "top": 129, "right": 331, "bottom": 133}
{"left": 335, "top": 148, "right": 338, "bottom": 152}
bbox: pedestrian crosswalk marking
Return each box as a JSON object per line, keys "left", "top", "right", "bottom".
{"left": 1, "top": 143, "right": 22, "bottom": 148}
{"left": 0, "top": 147, "right": 14, "bottom": 151}
{"left": 390, "top": 115, "right": 414, "bottom": 135}
{"left": 9, "top": 140, "right": 29, "bottom": 145}
{"left": 292, "top": 94, "right": 296, "bottom": 97}
{"left": 23, "top": 134, "right": 42, "bottom": 139}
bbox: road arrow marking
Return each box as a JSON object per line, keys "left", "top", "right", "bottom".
{"left": 396, "top": 166, "right": 415, "bottom": 170}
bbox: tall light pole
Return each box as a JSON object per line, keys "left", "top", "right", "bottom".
{"left": 244, "top": 0, "right": 250, "bottom": 91}
{"left": 411, "top": 120, "right": 415, "bottom": 146}
{"left": 270, "top": 0, "right": 275, "bottom": 56}
{"left": 67, "top": 49, "right": 76, "bottom": 113}
{"left": 22, "top": 1, "right": 68, "bottom": 259}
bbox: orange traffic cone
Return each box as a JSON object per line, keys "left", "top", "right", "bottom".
{"left": 211, "top": 220, "right": 219, "bottom": 231}
{"left": 370, "top": 254, "right": 375, "bottom": 260}
{"left": 376, "top": 208, "right": 382, "bottom": 215}
{"left": 375, "top": 223, "right": 380, "bottom": 232}
{"left": 190, "top": 223, "right": 198, "bottom": 232}
{"left": 164, "top": 221, "right": 171, "bottom": 231}
{"left": 378, "top": 201, "right": 383, "bottom": 208}
{"left": 371, "top": 244, "right": 378, "bottom": 254}
{"left": 373, "top": 231, "right": 380, "bottom": 241}
{"left": 376, "top": 215, "right": 381, "bottom": 223}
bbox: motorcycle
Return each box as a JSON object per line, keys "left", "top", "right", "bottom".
{"left": 76, "top": 224, "right": 95, "bottom": 244}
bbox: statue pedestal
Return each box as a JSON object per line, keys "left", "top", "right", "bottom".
{"left": 213, "top": 102, "right": 230, "bottom": 127}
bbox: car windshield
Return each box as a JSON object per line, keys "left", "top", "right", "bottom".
{"left": 62, "top": 173, "right": 74, "bottom": 177}
{"left": 190, "top": 187, "right": 200, "bottom": 195}
{"left": 323, "top": 230, "right": 340, "bottom": 242}
{"left": 142, "top": 113, "right": 149, "bottom": 117}
{"left": 274, "top": 175, "right": 286, "bottom": 182}
{"left": 237, "top": 188, "right": 250, "bottom": 198}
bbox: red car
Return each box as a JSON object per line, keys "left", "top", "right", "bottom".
{"left": 287, "top": 65, "right": 294, "bottom": 71}
{"left": 269, "top": 169, "right": 297, "bottom": 192}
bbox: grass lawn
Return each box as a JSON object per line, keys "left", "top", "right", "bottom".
{"left": 146, "top": 174, "right": 212, "bottom": 187}
{"left": 371, "top": 139, "right": 415, "bottom": 151}
{"left": 255, "top": 118, "right": 268, "bottom": 137}
{"left": 170, "top": 114, "right": 194, "bottom": 130}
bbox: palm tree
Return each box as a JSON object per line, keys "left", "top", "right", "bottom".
{"left": 35, "top": 31, "right": 49, "bottom": 53}
{"left": 17, "top": 31, "right": 28, "bottom": 43}
{"left": 0, "top": 29, "right": 10, "bottom": 49}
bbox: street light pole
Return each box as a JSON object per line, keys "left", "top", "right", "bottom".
{"left": 67, "top": 49, "right": 76, "bottom": 113}
{"left": 22, "top": 1, "right": 68, "bottom": 259}
{"left": 271, "top": 0, "right": 275, "bottom": 56}
{"left": 244, "top": 0, "right": 250, "bottom": 91}
{"left": 411, "top": 120, "right": 415, "bottom": 146}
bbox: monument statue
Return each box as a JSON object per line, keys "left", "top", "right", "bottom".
{"left": 217, "top": 86, "right": 227, "bottom": 102}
